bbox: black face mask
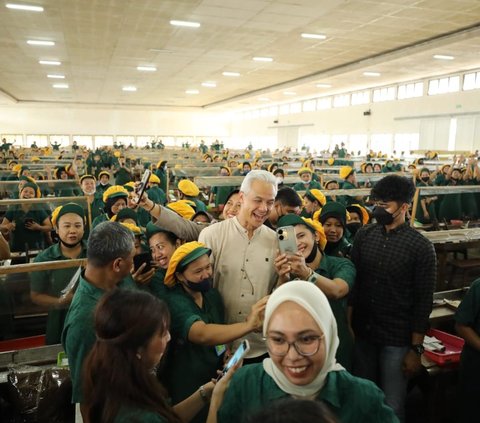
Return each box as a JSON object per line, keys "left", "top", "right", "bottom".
{"left": 185, "top": 277, "right": 212, "bottom": 293}
{"left": 346, "top": 222, "right": 362, "bottom": 237}
{"left": 373, "top": 206, "right": 400, "bottom": 226}
{"left": 421, "top": 177, "right": 430, "bottom": 183}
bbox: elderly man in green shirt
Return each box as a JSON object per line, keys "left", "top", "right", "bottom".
{"left": 61, "top": 221, "right": 137, "bottom": 420}
{"left": 30, "top": 203, "right": 87, "bottom": 345}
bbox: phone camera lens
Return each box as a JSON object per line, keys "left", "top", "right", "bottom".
{"left": 279, "top": 235, "right": 284, "bottom": 241}
{"left": 278, "top": 229, "right": 283, "bottom": 234}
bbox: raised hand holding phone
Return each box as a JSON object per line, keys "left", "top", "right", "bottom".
{"left": 134, "top": 169, "right": 151, "bottom": 205}
{"left": 216, "top": 340, "right": 250, "bottom": 381}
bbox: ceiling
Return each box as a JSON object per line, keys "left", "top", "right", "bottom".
{"left": 1, "top": 0, "right": 480, "bottom": 110}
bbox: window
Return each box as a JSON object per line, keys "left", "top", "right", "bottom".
{"left": 373, "top": 87, "right": 396, "bottom": 102}
{"left": 116, "top": 136, "right": 135, "bottom": 147}
{"left": 160, "top": 136, "right": 175, "bottom": 147}
{"left": 349, "top": 134, "right": 368, "bottom": 155}
{"left": 317, "top": 97, "right": 332, "bottom": 110}
{"left": 370, "top": 133, "right": 393, "bottom": 155}
{"left": 316, "top": 135, "right": 331, "bottom": 151}
{"left": 398, "top": 82, "right": 423, "bottom": 99}
{"left": 351, "top": 91, "right": 370, "bottom": 105}
{"left": 290, "top": 102, "right": 301, "bottom": 114}
{"left": 251, "top": 110, "right": 260, "bottom": 119}
{"left": 26, "top": 135, "right": 48, "bottom": 147}
{"left": 1, "top": 134, "right": 24, "bottom": 146}
{"left": 333, "top": 94, "right": 350, "bottom": 108}
{"left": 394, "top": 133, "right": 419, "bottom": 153}
{"left": 302, "top": 100, "right": 316, "bottom": 112}
{"left": 136, "top": 136, "right": 155, "bottom": 147}
{"left": 279, "top": 104, "right": 290, "bottom": 115}
{"left": 244, "top": 111, "right": 253, "bottom": 120}
{"left": 73, "top": 135, "right": 93, "bottom": 150}
{"left": 268, "top": 106, "right": 278, "bottom": 117}
{"left": 463, "top": 71, "right": 480, "bottom": 91}
{"left": 428, "top": 76, "right": 460, "bottom": 95}
{"left": 331, "top": 134, "right": 348, "bottom": 151}
{"left": 94, "top": 135, "right": 114, "bottom": 148}
{"left": 260, "top": 108, "right": 269, "bottom": 118}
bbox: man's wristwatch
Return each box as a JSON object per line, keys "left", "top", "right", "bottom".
{"left": 410, "top": 344, "right": 425, "bottom": 355}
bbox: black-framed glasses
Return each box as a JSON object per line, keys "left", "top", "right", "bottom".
{"left": 263, "top": 334, "right": 325, "bottom": 357}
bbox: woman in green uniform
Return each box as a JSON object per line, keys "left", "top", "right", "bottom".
{"left": 293, "top": 168, "right": 322, "bottom": 192}
{"left": 178, "top": 179, "right": 206, "bottom": 212}
{"left": 217, "top": 281, "right": 398, "bottom": 423}
{"left": 274, "top": 214, "right": 355, "bottom": 370}
{"left": 154, "top": 160, "right": 169, "bottom": 195}
{"left": 91, "top": 185, "right": 129, "bottom": 228}
{"left": 455, "top": 277, "right": 480, "bottom": 423}
{"left": 301, "top": 189, "right": 326, "bottom": 219}
{"left": 414, "top": 168, "right": 438, "bottom": 224}
{"left": 30, "top": 203, "right": 87, "bottom": 344}
{"left": 82, "top": 289, "right": 233, "bottom": 423}
{"left": 163, "top": 242, "right": 267, "bottom": 423}
{"left": 0, "top": 181, "right": 51, "bottom": 254}
{"left": 317, "top": 202, "right": 352, "bottom": 258}
{"left": 147, "top": 174, "right": 168, "bottom": 206}
{"left": 437, "top": 166, "right": 464, "bottom": 222}
{"left": 209, "top": 166, "right": 236, "bottom": 208}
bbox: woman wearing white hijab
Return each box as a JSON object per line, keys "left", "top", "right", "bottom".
{"left": 216, "top": 281, "right": 398, "bottom": 423}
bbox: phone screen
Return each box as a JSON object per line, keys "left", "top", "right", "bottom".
{"left": 222, "top": 340, "right": 250, "bottom": 375}
{"left": 135, "top": 169, "right": 151, "bottom": 204}
{"left": 133, "top": 252, "right": 152, "bottom": 273}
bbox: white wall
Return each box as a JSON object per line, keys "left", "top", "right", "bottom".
{"left": 229, "top": 89, "right": 480, "bottom": 152}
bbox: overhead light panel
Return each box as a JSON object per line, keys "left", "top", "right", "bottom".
{"left": 186, "top": 89, "right": 199, "bottom": 94}
{"left": 201, "top": 82, "right": 217, "bottom": 88}
{"left": 170, "top": 20, "right": 200, "bottom": 28}
{"left": 316, "top": 83, "right": 332, "bottom": 88}
{"left": 253, "top": 57, "right": 273, "bottom": 62}
{"left": 122, "top": 86, "right": 137, "bottom": 92}
{"left": 283, "top": 91, "right": 296, "bottom": 96}
{"left": 137, "top": 66, "right": 157, "bottom": 71}
{"left": 47, "top": 74, "right": 65, "bottom": 79}
{"left": 363, "top": 71, "right": 381, "bottom": 77}
{"left": 53, "top": 83, "right": 68, "bottom": 89}
{"left": 6, "top": 3, "right": 43, "bottom": 11}
{"left": 27, "top": 40, "right": 55, "bottom": 46}
{"left": 301, "top": 33, "right": 327, "bottom": 40}
{"left": 39, "top": 60, "right": 61, "bottom": 65}
{"left": 433, "top": 54, "right": 454, "bottom": 60}
{"left": 222, "top": 71, "right": 240, "bottom": 77}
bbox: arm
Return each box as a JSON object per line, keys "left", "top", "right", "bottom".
{"left": 188, "top": 297, "right": 267, "bottom": 345}
{"left": 455, "top": 323, "right": 480, "bottom": 352}
{"left": 0, "top": 232, "right": 10, "bottom": 259}
{"left": 173, "top": 382, "right": 215, "bottom": 423}
{"left": 0, "top": 217, "right": 15, "bottom": 235}
{"left": 30, "top": 290, "right": 73, "bottom": 308}
{"left": 25, "top": 216, "right": 52, "bottom": 233}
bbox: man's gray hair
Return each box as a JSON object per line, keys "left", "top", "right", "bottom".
{"left": 240, "top": 170, "right": 278, "bottom": 195}
{"left": 87, "top": 221, "right": 135, "bottom": 267}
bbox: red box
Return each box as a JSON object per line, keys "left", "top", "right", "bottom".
{"left": 0, "top": 335, "right": 45, "bottom": 352}
{"left": 424, "top": 329, "right": 464, "bottom": 366}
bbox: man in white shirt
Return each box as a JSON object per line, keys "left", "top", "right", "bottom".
{"left": 199, "top": 170, "right": 278, "bottom": 361}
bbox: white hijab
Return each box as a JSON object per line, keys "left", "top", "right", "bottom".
{"left": 263, "top": 281, "right": 344, "bottom": 397}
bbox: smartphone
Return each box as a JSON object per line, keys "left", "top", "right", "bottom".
{"left": 134, "top": 169, "right": 152, "bottom": 204}
{"left": 218, "top": 340, "right": 250, "bottom": 380}
{"left": 276, "top": 225, "right": 298, "bottom": 255}
{"left": 133, "top": 251, "right": 152, "bottom": 273}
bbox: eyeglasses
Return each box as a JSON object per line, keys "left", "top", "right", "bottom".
{"left": 263, "top": 334, "right": 325, "bottom": 357}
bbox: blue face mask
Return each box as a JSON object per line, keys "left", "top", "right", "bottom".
{"left": 186, "top": 278, "right": 212, "bottom": 292}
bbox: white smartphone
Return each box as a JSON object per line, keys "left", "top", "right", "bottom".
{"left": 218, "top": 340, "right": 250, "bottom": 379}
{"left": 277, "top": 225, "right": 298, "bottom": 255}
{"left": 134, "top": 169, "right": 151, "bottom": 204}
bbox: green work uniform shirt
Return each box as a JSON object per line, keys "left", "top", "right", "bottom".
{"left": 218, "top": 363, "right": 398, "bottom": 423}
{"left": 324, "top": 236, "right": 352, "bottom": 259}
{"left": 340, "top": 180, "right": 360, "bottom": 207}
{"left": 164, "top": 285, "right": 225, "bottom": 423}
{"left": 114, "top": 167, "right": 133, "bottom": 185}
{"left": 61, "top": 274, "right": 137, "bottom": 403}
{"left": 154, "top": 168, "right": 168, "bottom": 194}
{"left": 137, "top": 268, "right": 169, "bottom": 300}
{"left": 114, "top": 407, "right": 167, "bottom": 423}
{"left": 147, "top": 186, "right": 167, "bottom": 206}
{"left": 212, "top": 186, "right": 235, "bottom": 207}
{"left": 188, "top": 197, "right": 207, "bottom": 212}
{"left": 293, "top": 180, "right": 322, "bottom": 192}
{"left": 454, "top": 278, "right": 480, "bottom": 423}
{"left": 30, "top": 241, "right": 87, "bottom": 345}
{"left": 315, "top": 254, "right": 356, "bottom": 370}
{"left": 5, "top": 205, "right": 49, "bottom": 252}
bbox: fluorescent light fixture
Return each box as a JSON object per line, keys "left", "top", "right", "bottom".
{"left": 433, "top": 54, "right": 454, "bottom": 60}
{"left": 137, "top": 66, "right": 157, "bottom": 71}
{"left": 6, "top": 3, "right": 44, "bottom": 11}
{"left": 222, "top": 71, "right": 240, "bottom": 77}
{"left": 316, "top": 83, "right": 332, "bottom": 88}
{"left": 39, "top": 60, "right": 61, "bottom": 65}
{"left": 27, "top": 40, "right": 55, "bottom": 46}
{"left": 258, "top": 97, "right": 270, "bottom": 101}
{"left": 301, "top": 33, "right": 327, "bottom": 40}
{"left": 283, "top": 91, "right": 296, "bottom": 96}
{"left": 47, "top": 74, "right": 65, "bottom": 79}
{"left": 185, "top": 89, "right": 199, "bottom": 94}
{"left": 53, "top": 83, "right": 68, "bottom": 89}
{"left": 363, "top": 71, "right": 381, "bottom": 77}
{"left": 201, "top": 82, "right": 216, "bottom": 88}
{"left": 122, "top": 86, "right": 137, "bottom": 92}
{"left": 253, "top": 57, "right": 273, "bottom": 62}
{"left": 170, "top": 20, "right": 200, "bottom": 28}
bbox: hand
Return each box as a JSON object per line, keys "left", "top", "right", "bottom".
{"left": 25, "top": 221, "right": 41, "bottom": 231}
{"left": 423, "top": 211, "right": 430, "bottom": 221}
{"left": 402, "top": 350, "right": 422, "bottom": 378}
{"left": 246, "top": 296, "right": 269, "bottom": 332}
{"left": 58, "top": 290, "right": 74, "bottom": 307}
{"left": 132, "top": 264, "right": 155, "bottom": 285}
{"left": 274, "top": 251, "right": 291, "bottom": 283}
{"left": 211, "top": 361, "right": 239, "bottom": 407}
{"left": 287, "top": 252, "right": 311, "bottom": 280}
{"left": 4, "top": 221, "right": 16, "bottom": 233}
